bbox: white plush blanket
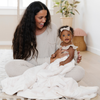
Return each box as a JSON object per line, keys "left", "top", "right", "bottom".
{"left": 1, "top": 55, "right": 99, "bottom": 100}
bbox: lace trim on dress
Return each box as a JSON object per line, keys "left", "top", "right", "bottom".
{"left": 57, "top": 44, "right": 78, "bottom": 64}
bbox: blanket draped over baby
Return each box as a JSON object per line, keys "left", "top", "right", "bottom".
{"left": 1, "top": 45, "right": 99, "bottom": 100}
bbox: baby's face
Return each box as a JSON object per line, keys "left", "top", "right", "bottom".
{"left": 60, "top": 30, "right": 73, "bottom": 44}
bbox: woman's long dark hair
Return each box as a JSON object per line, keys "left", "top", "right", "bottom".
{"left": 12, "top": 1, "right": 51, "bottom": 60}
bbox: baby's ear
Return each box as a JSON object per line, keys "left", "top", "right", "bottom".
{"left": 72, "top": 35, "right": 74, "bottom": 38}
{"left": 60, "top": 37, "right": 62, "bottom": 41}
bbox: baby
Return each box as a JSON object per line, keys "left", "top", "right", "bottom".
{"left": 51, "top": 25, "right": 78, "bottom": 66}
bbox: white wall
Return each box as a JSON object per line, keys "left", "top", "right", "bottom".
{"left": 0, "top": 15, "right": 17, "bottom": 45}
{"left": 0, "top": 0, "right": 100, "bottom": 56}
{"left": 0, "top": 9, "right": 62, "bottom": 45}
{"left": 74, "top": 0, "right": 100, "bottom": 56}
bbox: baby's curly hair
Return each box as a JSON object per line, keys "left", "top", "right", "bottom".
{"left": 58, "top": 25, "right": 74, "bottom": 37}
{"left": 12, "top": 1, "right": 51, "bottom": 60}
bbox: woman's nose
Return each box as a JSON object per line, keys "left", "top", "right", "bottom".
{"left": 42, "top": 18, "right": 46, "bottom": 23}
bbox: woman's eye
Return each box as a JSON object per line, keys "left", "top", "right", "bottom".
{"left": 39, "top": 17, "right": 42, "bottom": 19}
{"left": 68, "top": 34, "right": 70, "bottom": 36}
{"left": 63, "top": 35, "right": 65, "bottom": 37}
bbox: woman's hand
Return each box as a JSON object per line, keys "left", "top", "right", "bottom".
{"left": 51, "top": 54, "right": 56, "bottom": 58}
{"left": 56, "top": 47, "right": 68, "bottom": 58}
{"left": 50, "top": 47, "right": 68, "bottom": 63}
{"left": 77, "top": 51, "right": 82, "bottom": 63}
{"left": 59, "top": 61, "right": 64, "bottom": 66}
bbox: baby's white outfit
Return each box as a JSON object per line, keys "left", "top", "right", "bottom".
{"left": 1, "top": 45, "right": 99, "bottom": 100}
{"left": 57, "top": 44, "right": 78, "bottom": 63}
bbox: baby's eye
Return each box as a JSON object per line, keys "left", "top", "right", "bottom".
{"left": 63, "top": 35, "right": 65, "bottom": 37}
{"left": 68, "top": 34, "right": 70, "bottom": 36}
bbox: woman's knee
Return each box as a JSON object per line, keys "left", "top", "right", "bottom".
{"left": 5, "top": 60, "right": 31, "bottom": 77}
{"left": 76, "top": 66, "right": 85, "bottom": 82}
{"left": 65, "top": 65, "right": 85, "bottom": 82}
{"left": 5, "top": 60, "right": 16, "bottom": 77}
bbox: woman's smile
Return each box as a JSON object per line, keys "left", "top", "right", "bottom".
{"left": 39, "top": 23, "right": 44, "bottom": 27}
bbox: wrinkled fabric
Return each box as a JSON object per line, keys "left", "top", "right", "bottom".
{"left": 1, "top": 45, "right": 99, "bottom": 99}
{"left": 1, "top": 57, "right": 99, "bottom": 99}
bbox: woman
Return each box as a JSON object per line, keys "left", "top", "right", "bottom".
{"left": 5, "top": 1, "right": 84, "bottom": 82}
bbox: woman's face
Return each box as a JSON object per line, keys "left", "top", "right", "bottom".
{"left": 35, "top": 10, "right": 47, "bottom": 29}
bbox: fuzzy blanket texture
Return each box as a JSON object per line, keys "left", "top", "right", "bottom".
{"left": 0, "top": 50, "right": 13, "bottom": 88}
{"left": 0, "top": 50, "right": 99, "bottom": 100}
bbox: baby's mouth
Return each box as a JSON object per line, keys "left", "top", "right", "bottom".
{"left": 65, "top": 39, "right": 69, "bottom": 41}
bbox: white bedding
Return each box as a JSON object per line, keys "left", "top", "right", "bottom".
{"left": 1, "top": 54, "right": 99, "bottom": 100}
{"left": 0, "top": 50, "right": 13, "bottom": 86}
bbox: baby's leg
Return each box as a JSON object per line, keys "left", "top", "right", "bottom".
{"left": 5, "top": 60, "right": 34, "bottom": 77}
{"left": 64, "top": 65, "right": 85, "bottom": 82}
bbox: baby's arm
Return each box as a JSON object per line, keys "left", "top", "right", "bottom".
{"left": 60, "top": 46, "right": 75, "bottom": 66}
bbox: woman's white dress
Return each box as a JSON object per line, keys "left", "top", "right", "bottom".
{"left": 1, "top": 45, "right": 99, "bottom": 99}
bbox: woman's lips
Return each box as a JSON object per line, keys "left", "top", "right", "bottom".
{"left": 40, "top": 23, "right": 44, "bottom": 27}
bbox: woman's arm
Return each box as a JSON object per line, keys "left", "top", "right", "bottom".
{"left": 59, "top": 46, "right": 75, "bottom": 66}
{"left": 27, "top": 57, "right": 51, "bottom": 65}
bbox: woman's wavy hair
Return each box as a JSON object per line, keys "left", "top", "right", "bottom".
{"left": 12, "top": 1, "right": 51, "bottom": 60}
